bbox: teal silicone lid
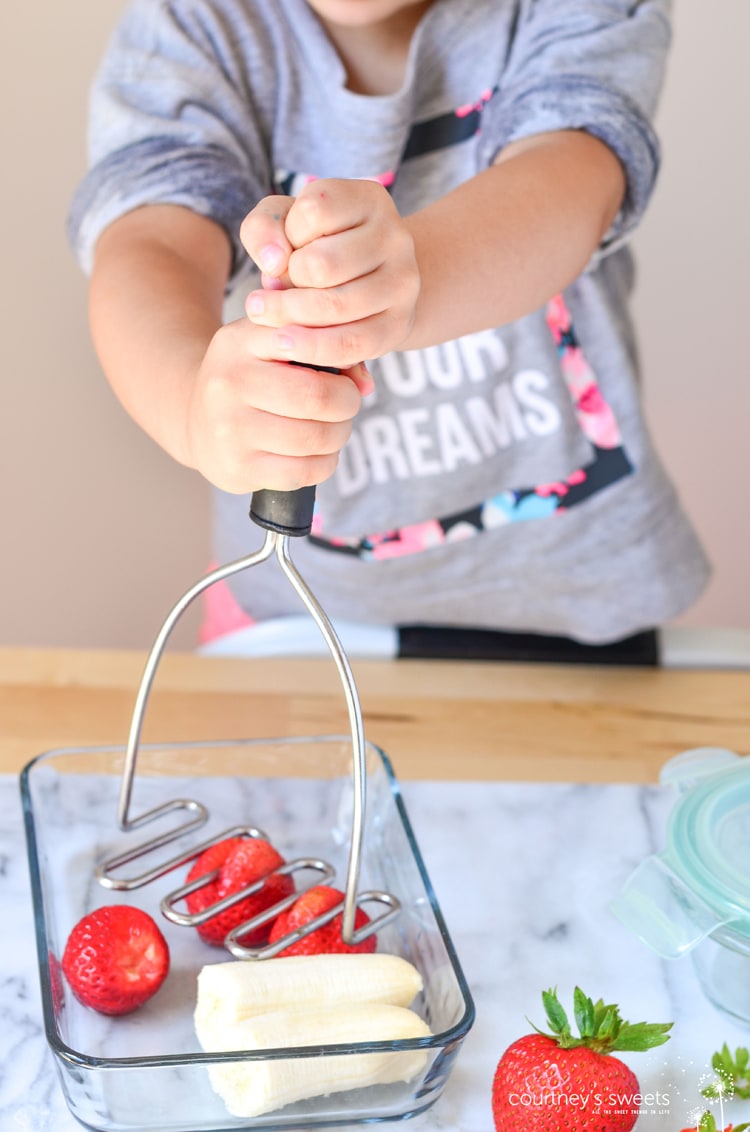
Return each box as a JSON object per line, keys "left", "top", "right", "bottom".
{"left": 665, "top": 761, "right": 750, "bottom": 940}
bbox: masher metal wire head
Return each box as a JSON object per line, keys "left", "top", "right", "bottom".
{"left": 95, "top": 485, "right": 401, "bottom": 956}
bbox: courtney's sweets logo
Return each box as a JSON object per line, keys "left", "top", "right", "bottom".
{"left": 506, "top": 1088, "right": 671, "bottom": 1113}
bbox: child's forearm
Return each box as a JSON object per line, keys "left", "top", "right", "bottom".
{"left": 89, "top": 205, "right": 231, "bottom": 468}
{"left": 401, "top": 129, "right": 626, "bottom": 349}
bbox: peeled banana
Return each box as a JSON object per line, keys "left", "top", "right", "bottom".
{"left": 194, "top": 952, "right": 431, "bottom": 1118}
{"left": 200, "top": 1002, "right": 431, "bottom": 1118}
{"left": 195, "top": 952, "right": 423, "bottom": 1042}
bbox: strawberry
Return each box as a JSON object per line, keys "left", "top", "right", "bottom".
{"left": 491, "top": 987, "right": 672, "bottom": 1132}
{"left": 682, "top": 1116, "right": 750, "bottom": 1132}
{"left": 61, "top": 905, "right": 169, "bottom": 1016}
{"left": 688, "top": 1051, "right": 750, "bottom": 1132}
{"left": 186, "top": 835, "right": 294, "bottom": 947}
{"left": 267, "top": 884, "right": 377, "bottom": 956}
{"left": 704, "top": 1044, "right": 750, "bottom": 1100}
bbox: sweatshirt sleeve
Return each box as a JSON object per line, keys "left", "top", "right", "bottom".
{"left": 477, "top": 0, "right": 672, "bottom": 253}
{"left": 67, "top": 0, "right": 275, "bottom": 282}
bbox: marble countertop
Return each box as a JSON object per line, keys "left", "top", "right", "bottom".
{"left": 3, "top": 769, "right": 750, "bottom": 1132}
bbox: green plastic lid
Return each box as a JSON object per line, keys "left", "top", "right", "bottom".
{"left": 611, "top": 750, "right": 750, "bottom": 959}
{"left": 665, "top": 758, "right": 750, "bottom": 941}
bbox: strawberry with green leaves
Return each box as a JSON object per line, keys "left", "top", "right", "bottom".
{"left": 491, "top": 987, "right": 672, "bottom": 1132}
{"left": 681, "top": 1046, "right": 750, "bottom": 1132}
{"left": 703, "top": 1044, "right": 750, "bottom": 1102}
{"left": 681, "top": 1113, "right": 750, "bottom": 1132}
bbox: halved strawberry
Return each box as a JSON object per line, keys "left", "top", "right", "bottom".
{"left": 681, "top": 1121, "right": 749, "bottom": 1132}
{"left": 186, "top": 836, "right": 294, "bottom": 947}
{"left": 61, "top": 905, "right": 169, "bottom": 1016}
{"left": 268, "top": 884, "right": 377, "bottom": 956}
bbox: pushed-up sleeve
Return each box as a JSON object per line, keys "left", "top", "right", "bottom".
{"left": 67, "top": 0, "right": 274, "bottom": 282}
{"left": 478, "top": 0, "right": 672, "bottom": 252}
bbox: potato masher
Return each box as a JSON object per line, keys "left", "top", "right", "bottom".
{"left": 95, "top": 484, "right": 400, "bottom": 958}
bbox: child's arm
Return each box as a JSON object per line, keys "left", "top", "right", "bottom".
{"left": 89, "top": 204, "right": 372, "bottom": 493}
{"left": 406, "top": 128, "right": 626, "bottom": 347}
{"left": 241, "top": 128, "right": 625, "bottom": 365}
{"left": 89, "top": 127, "right": 620, "bottom": 492}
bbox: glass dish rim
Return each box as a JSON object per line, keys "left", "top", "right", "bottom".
{"left": 20, "top": 734, "right": 477, "bottom": 1071}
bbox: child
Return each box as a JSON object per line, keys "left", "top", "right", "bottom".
{"left": 68, "top": 0, "right": 710, "bottom": 660}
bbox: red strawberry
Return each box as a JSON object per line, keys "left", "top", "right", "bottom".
{"left": 491, "top": 987, "right": 672, "bottom": 1132}
{"left": 681, "top": 1119, "right": 750, "bottom": 1132}
{"left": 61, "top": 905, "right": 169, "bottom": 1016}
{"left": 186, "top": 836, "right": 294, "bottom": 947}
{"left": 267, "top": 884, "right": 377, "bottom": 956}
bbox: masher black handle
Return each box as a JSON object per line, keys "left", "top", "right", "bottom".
{"left": 248, "top": 363, "right": 340, "bottom": 537}
{"left": 249, "top": 485, "right": 316, "bottom": 536}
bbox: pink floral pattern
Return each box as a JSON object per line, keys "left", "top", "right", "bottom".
{"left": 546, "top": 295, "right": 622, "bottom": 450}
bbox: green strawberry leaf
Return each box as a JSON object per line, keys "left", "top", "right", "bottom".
{"left": 711, "top": 1043, "right": 735, "bottom": 1081}
{"left": 592, "top": 998, "right": 617, "bottom": 1023}
{"left": 597, "top": 1007, "right": 620, "bottom": 1042}
{"left": 691, "top": 1113, "right": 750, "bottom": 1132}
{"left": 609, "top": 1020, "right": 673, "bottom": 1052}
{"left": 703, "top": 1044, "right": 750, "bottom": 1100}
{"left": 542, "top": 988, "right": 571, "bottom": 1040}
{"left": 532, "top": 987, "right": 672, "bottom": 1055}
{"left": 573, "top": 987, "right": 596, "bottom": 1038}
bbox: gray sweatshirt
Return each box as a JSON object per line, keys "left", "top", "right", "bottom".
{"left": 69, "top": 0, "right": 710, "bottom": 642}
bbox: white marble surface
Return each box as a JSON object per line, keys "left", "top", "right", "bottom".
{"left": 3, "top": 769, "right": 750, "bottom": 1132}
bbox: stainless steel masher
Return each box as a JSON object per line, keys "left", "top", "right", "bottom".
{"left": 95, "top": 483, "right": 400, "bottom": 958}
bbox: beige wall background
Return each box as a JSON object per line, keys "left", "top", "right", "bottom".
{"left": 2, "top": 1, "right": 748, "bottom": 650}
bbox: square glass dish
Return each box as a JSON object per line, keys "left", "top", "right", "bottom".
{"left": 21, "top": 736, "right": 475, "bottom": 1131}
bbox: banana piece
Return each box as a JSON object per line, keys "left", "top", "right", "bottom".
{"left": 199, "top": 1002, "right": 432, "bottom": 1118}
{"left": 195, "top": 952, "right": 423, "bottom": 1046}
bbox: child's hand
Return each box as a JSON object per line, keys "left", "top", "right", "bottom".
{"left": 240, "top": 179, "right": 420, "bottom": 368}
{"left": 184, "top": 318, "right": 372, "bottom": 494}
